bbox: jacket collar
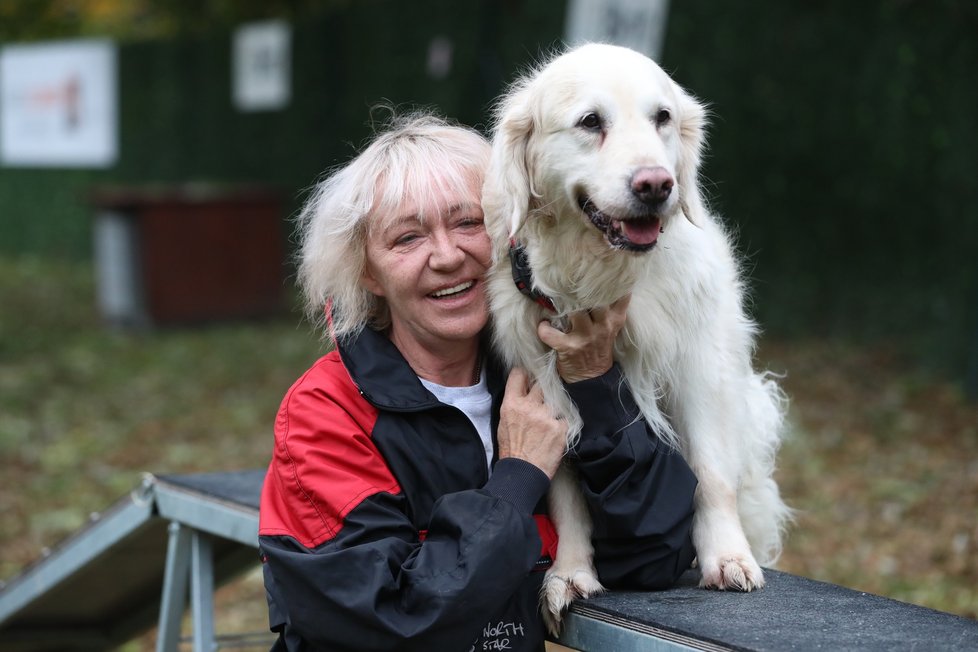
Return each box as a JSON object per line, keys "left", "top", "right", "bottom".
{"left": 337, "top": 325, "right": 503, "bottom": 412}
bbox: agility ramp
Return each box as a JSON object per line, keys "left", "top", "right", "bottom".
{"left": 1, "top": 471, "right": 977, "bottom": 652}
{"left": 0, "top": 471, "right": 266, "bottom": 651}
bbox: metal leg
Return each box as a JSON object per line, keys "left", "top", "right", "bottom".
{"left": 157, "top": 522, "right": 191, "bottom": 652}
{"left": 191, "top": 531, "right": 216, "bottom": 652}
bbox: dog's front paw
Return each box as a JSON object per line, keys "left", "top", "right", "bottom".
{"left": 540, "top": 568, "right": 605, "bottom": 636}
{"left": 698, "top": 554, "right": 765, "bottom": 592}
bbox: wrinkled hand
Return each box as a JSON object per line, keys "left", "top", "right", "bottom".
{"left": 497, "top": 368, "right": 567, "bottom": 479}
{"left": 537, "top": 294, "right": 631, "bottom": 383}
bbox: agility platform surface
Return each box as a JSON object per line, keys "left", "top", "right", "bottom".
{"left": 1, "top": 470, "right": 976, "bottom": 651}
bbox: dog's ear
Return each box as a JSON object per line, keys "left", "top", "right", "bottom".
{"left": 675, "top": 86, "right": 709, "bottom": 225}
{"left": 484, "top": 88, "right": 536, "bottom": 243}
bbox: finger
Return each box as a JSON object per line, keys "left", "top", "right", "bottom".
{"left": 567, "top": 310, "right": 594, "bottom": 332}
{"left": 610, "top": 293, "right": 632, "bottom": 318}
{"left": 587, "top": 295, "right": 630, "bottom": 334}
{"left": 525, "top": 380, "right": 546, "bottom": 403}
{"left": 585, "top": 307, "right": 609, "bottom": 331}
{"left": 506, "top": 367, "right": 530, "bottom": 396}
{"left": 537, "top": 319, "right": 566, "bottom": 349}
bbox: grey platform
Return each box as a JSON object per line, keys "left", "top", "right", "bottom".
{"left": 1, "top": 470, "right": 976, "bottom": 651}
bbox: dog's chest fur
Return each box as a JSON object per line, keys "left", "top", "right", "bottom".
{"left": 524, "top": 215, "right": 726, "bottom": 337}
{"left": 490, "top": 213, "right": 738, "bottom": 446}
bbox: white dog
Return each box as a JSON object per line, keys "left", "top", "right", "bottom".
{"left": 482, "top": 43, "right": 792, "bottom": 632}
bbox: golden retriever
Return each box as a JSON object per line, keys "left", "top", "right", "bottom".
{"left": 483, "top": 43, "right": 791, "bottom": 632}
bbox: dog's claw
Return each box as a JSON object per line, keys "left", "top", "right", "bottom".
{"left": 699, "top": 555, "right": 765, "bottom": 592}
{"left": 541, "top": 569, "right": 604, "bottom": 636}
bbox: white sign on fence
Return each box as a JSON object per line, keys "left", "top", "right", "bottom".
{"left": 0, "top": 39, "right": 118, "bottom": 168}
{"left": 233, "top": 20, "right": 292, "bottom": 112}
{"left": 565, "top": 0, "right": 671, "bottom": 61}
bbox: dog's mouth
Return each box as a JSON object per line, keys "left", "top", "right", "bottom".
{"left": 577, "top": 195, "right": 662, "bottom": 252}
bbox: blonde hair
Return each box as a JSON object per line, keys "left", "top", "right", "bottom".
{"left": 296, "top": 110, "right": 491, "bottom": 341}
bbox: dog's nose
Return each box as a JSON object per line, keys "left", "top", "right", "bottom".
{"left": 630, "top": 167, "right": 674, "bottom": 206}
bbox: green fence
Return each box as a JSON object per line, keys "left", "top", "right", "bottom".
{"left": 1, "top": 0, "right": 976, "bottom": 377}
{"left": 0, "top": 1, "right": 565, "bottom": 257}
{"left": 664, "top": 0, "right": 978, "bottom": 376}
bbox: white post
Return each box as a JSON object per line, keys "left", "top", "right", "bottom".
{"left": 564, "top": 0, "right": 672, "bottom": 61}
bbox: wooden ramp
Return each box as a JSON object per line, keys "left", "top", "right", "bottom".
{"left": 1, "top": 470, "right": 976, "bottom": 651}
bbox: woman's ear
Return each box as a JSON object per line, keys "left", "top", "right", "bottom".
{"left": 360, "top": 264, "right": 385, "bottom": 297}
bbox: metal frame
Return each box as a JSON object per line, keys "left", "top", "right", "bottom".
{"left": 559, "top": 606, "right": 732, "bottom": 652}
{"left": 6, "top": 471, "right": 978, "bottom": 652}
{"left": 157, "top": 523, "right": 192, "bottom": 652}
{"left": 151, "top": 479, "right": 264, "bottom": 652}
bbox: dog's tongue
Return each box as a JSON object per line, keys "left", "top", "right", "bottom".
{"left": 621, "top": 219, "right": 661, "bottom": 246}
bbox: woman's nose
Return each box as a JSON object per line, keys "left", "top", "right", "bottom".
{"left": 429, "top": 232, "right": 466, "bottom": 269}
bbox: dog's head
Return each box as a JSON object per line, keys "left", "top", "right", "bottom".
{"left": 484, "top": 43, "right": 708, "bottom": 253}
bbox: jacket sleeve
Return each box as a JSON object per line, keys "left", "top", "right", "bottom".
{"left": 565, "top": 363, "right": 697, "bottom": 589}
{"left": 259, "top": 373, "right": 550, "bottom": 651}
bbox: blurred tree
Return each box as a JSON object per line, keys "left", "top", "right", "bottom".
{"left": 0, "top": 0, "right": 349, "bottom": 42}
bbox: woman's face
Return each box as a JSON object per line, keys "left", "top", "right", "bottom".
{"left": 361, "top": 180, "right": 491, "bottom": 356}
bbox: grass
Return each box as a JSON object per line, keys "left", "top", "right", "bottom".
{"left": 0, "top": 255, "right": 975, "bottom": 648}
{"left": 764, "top": 340, "right": 978, "bottom": 619}
{"left": 0, "top": 257, "right": 322, "bottom": 579}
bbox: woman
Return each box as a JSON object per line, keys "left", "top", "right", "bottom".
{"left": 258, "top": 112, "right": 697, "bottom": 651}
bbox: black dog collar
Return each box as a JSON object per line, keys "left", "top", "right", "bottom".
{"left": 508, "top": 238, "right": 557, "bottom": 313}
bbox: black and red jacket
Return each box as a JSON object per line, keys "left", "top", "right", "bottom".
{"left": 259, "top": 326, "right": 697, "bottom": 651}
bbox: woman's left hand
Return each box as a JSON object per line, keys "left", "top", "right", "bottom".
{"left": 537, "top": 294, "right": 631, "bottom": 383}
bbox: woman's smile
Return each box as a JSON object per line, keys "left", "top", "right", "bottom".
{"left": 429, "top": 280, "right": 476, "bottom": 299}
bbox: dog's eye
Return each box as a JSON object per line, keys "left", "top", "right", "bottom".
{"left": 655, "top": 108, "right": 672, "bottom": 127}
{"left": 578, "top": 112, "right": 603, "bottom": 131}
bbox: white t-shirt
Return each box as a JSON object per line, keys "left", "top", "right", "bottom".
{"left": 419, "top": 368, "right": 493, "bottom": 472}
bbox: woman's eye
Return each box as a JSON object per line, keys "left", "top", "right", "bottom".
{"left": 394, "top": 233, "right": 419, "bottom": 246}
{"left": 578, "top": 112, "right": 603, "bottom": 131}
{"left": 655, "top": 108, "right": 671, "bottom": 127}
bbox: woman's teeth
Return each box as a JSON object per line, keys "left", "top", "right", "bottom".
{"left": 431, "top": 281, "right": 474, "bottom": 298}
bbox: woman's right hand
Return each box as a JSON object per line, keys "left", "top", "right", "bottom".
{"left": 497, "top": 368, "right": 567, "bottom": 479}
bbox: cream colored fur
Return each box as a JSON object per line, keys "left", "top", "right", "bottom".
{"left": 483, "top": 43, "right": 791, "bottom": 634}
